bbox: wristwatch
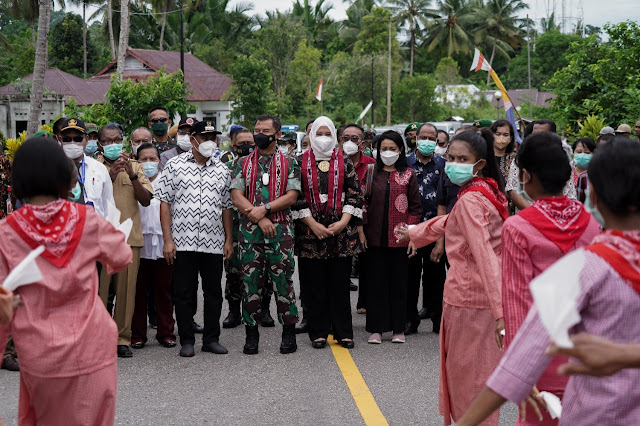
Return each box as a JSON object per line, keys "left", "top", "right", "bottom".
{"left": 264, "top": 202, "right": 272, "bottom": 214}
{"left": 129, "top": 174, "right": 139, "bottom": 181}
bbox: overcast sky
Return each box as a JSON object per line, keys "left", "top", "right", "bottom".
{"left": 72, "top": 0, "right": 640, "bottom": 34}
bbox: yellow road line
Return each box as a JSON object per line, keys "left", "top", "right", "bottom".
{"left": 329, "top": 336, "right": 389, "bottom": 426}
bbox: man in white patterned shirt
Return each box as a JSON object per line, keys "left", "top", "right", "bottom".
{"left": 156, "top": 120, "right": 234, "bottom": 358}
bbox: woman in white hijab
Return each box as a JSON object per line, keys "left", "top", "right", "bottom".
{"left": 292, "top": 116, "right": 364, "bottom": 349}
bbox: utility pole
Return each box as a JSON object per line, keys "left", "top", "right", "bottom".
{"left": 180, "top": 0, "right": 184, "bottom": 79}
{"left": 527, "top": 14, "right": 532, "bottom": 118}
{"left": 371, "top": 55, "right": 374, "bottom": 128}
{"left": 386, "top": 19, "right": 391, "bottom": 126}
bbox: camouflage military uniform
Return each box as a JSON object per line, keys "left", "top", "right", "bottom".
{"left": 230, "top": 154, "right": 301, "bottom": 326}
{"left": 224, "top": 156, "right": 245, "bottom": 303}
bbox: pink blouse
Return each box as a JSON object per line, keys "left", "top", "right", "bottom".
{"left": 410, "top": 191, "right": 504, "bottom": 319}
{"left": 0, "top": 208, "right": 132, "bottom": 378}
{"left": 501, "top": 214, "right": 600, "bottom": 391}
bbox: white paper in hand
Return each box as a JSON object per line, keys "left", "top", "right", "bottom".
{"left": 118, "top": 218, "right": 133, "bottom": 242}
{"left": 105, "top": 202, "right": 131, "bottom": 241}
{"left": 529, "top": 249, "right": 584, "bottom": 348}
{"left": 2, "top": 246, "right": 45, "bottom": 291}
{"left": 538, "top": 391, "right": 562, "bottom": 419}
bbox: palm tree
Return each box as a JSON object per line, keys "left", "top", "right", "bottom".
{"left": 27, "top": 0, "right": 51, "bottom": 137}
{"left": 338, "top": 0, "right": 376, "bottom": 49}
{"left": 424, "top": 0, "right": 474, "bottom": 58}
{"left": 540, "top": 12, "right": 560, "bottom": 33}
{"left": 387, "top": 0, "right": 436, "bottom": 75}
{"left": 149, "top": 0, "right": 174, "bottom": 51}
{"left": 69, "top": 0, "right": 100, "bottom": 78}
{"left": 116, "top": 0, "right": 130, "bottom": 77}
{"left": 471, "top": 0, "right": 528, "bottom": 85}
{"left": 291, "top": 0, "right": 334, "bottom": 47}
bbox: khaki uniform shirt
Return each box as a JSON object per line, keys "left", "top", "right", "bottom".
{"left": 99, "top": 158, "right": 154, "bottom": 247}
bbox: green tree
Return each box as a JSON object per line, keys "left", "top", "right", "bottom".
{"left": 392, "top": 73, "right": 440, "bottom": 121}
{"left": 49, "top": 13, "right": 101, "bottom": 77}
{"left": 471, "top": 0, "right": 528, "bottom": 85}
{"left": 285, "top": 39, "right": 322, "bottom": 121}
{"left": 548, "top": 22, "right": 640, "bottom": 134}
{"left": 540, "top": 12, "right": 560, "bottom": 33}
{"left": 387, "top": 0, "right": 435, "bottom": 76}
{"left": 338, "top": 0, "right": 376, "bottom": 50}
{"left": 225, "top": 55, "right": 277, "bottom": 128}
{"left": 424, "top": 0, "right": 474, "bottom": 58}
{"left": 354, "top": 7, "right": 399, "bottom": 54}
{"left": 291, "top": 0, "right": 335, "bottom": 52}
{"left": 433, "top": 56, "right": 462, "bottom": 107}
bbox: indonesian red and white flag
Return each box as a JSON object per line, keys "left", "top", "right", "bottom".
{"left": 470, "top": 48, "right": 492, "bottom": 72}
{"left": 315, "top": 77, "right": 323, "bottom": 101}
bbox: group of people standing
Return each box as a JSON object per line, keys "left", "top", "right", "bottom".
{"left": 1, "top": 109, "right": 640, "bottom": 426}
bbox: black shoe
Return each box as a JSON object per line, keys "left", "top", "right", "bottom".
{"left": 418, "top": 308, "right": 430, "bottom": 320}
{"left": 260, "top": 308, "right": 275, "bottom": 327}
{"left": 131, "top": 340, "right": 146, "bottom": 349}
{"left": 1, "top": 354, "right": 19, "bottom": 371}
{"left": 223, "top": 301, "right": 242, "bottom": 329}
{"left": 159, "top": 338, "right": 177, "bottom": 348}
{"left": 340, "top": 339, "right": 355, "bottom": 349}
{"left": 312, "top": 339, "right": 327, "bottom": 349}
{"left": 243, "top": 325, "right": 259, "bottom": 355}
{"left": 404, "top": 322, "right": 419, "bottom": 335}
{"left": 192, "top": 321, "right": 204, "bottom": 334}
{"left": 180, "top": 343, "right": 195, "bottom": 357}
{"left": 432, "top": 321, "right": 441, "bottom": 334}
{"left": 280, "top": 324, "right": 297, "bottom": 354}
{"left": 349, "top": 281, "right": 358, "bottom": 291}
{"left": 295, "top": 318, "right": 308, "bottom": 334}
{"left": 202, "top": 341, "right": 228, "bottom": 354}
{"left": 117, "top": 345, "right": 133, "bottom": 358}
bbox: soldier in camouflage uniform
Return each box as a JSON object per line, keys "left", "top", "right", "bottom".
{"left": 230, "top": 115, "right": 301, "bottom": 355}
{"left": 223, "top": 128, "right": 276, "bottom": 328}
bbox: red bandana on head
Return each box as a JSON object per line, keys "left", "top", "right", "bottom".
{"left": 7, "top": 199, "right": 86, "bottom": 268}
{"left": 586, "top": 230, "right": 640, "bottom": 297}
{"left": 457, "top": 177, "right": 509, "bottom": 220}
{"left": 518, "top": 196, "right": 592, "bottom": 253}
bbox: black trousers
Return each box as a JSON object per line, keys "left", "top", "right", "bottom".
{"left": 299, "top": 257, "right": 353, "bottom": 341}
{"left": 173, "top": 251, "right": 223, "bottom": 346}
{"left": 407, "top": 243, "right": 446, "bottom": 326}
{"left": 365, "top": 247, "right": 408, "bottom": 334}
{"left": 356, "top": 252, "right": 368, "bottom": 310}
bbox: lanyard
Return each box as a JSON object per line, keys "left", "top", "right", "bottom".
{"left": 77, "top": 156, "right": 86, "bottom": 186}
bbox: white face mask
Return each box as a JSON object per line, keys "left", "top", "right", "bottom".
{"left": 177, "top": 134, "right": 192, "bottom": 151}
{"left": 380, "top": 150, "right": 400, "bottom": 166}
{"left": 343, "top": 141, "right": 359, "bottom": 156}
{"left": 196, "top": 140, "right": 216, "bottom": 158}
{"left": 312, "top": 135, "right": 335, "bottom": 157}
{"left": 132, "top": 144, "right": 141, "bottom": 155}
{"left": 435, "top": 146, "right": 447, "bottom": 156}
{"left": 372, "top": 149, "right": 378, "bottom": 159}
{"left": 62, "top": 143, "right": 85, "bottom": 160}
{"left": 278, "top": 145, "right": 289, "bottom": 154}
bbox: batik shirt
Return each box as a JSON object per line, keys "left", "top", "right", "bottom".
{"left": 506, "top": 160, "right": 576, "bottom": 199}
{"left": 230, "top": 153, "right": 301, "bottom": 245}
{"left": 407, "top": 152, "right": 446, "bottom": 221}
{"left": 155, "top": 152, "right": 233, "bottom": 254}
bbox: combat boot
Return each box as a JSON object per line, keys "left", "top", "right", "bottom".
{"left": 260, "top": 296, "right": 275, "bottom": 327}
{"left": 243, "top": 325, "right": 259, "bottom": 355}
{"left": 222, "top": 300, "right": 241, "bottom": 329}
{"left": 280, "top": 324, "right": 297, "bottom": 354}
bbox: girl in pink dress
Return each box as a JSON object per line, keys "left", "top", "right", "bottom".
{"left": 0, "top": 138, "right": 132, "bottom": 425}
{"left": 401, "top": 129, "right": 509, "bottom": 426}
{"left": 501, "top": 132, "right": 600, "bottom": 425}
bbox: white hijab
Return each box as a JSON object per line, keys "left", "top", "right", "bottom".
{"left": 309, "top": 116, "right": 337, "bottom": 160}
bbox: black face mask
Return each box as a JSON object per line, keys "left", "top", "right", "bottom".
{"left": 235, "top": 143, "right": 254, "bottom": 157}
{"left": 406, "top": 138, "right": 416, "bottom": 148}
{"left": 254, "top": 133, "right": 276, "bottom": 150}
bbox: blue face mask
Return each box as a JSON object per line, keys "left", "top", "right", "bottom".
{"left": 574, "top": 153, "right": 592, "bottom": 169}
{"left": 85, "top": 140, "right": 98, "bottom": 155}
{"left": 70, "top": 182, "right": 82, "bottom": 202}
{"left": 584, "top": 189, "right": 605, "bottom": 228}
{"left": 445, "top": 161, "right": 478, "bottom": 186}
{"left": 142, "top": 161, "right": 159, "bottom": 178}
{"left": 103, "top": 144, "right": 123, "bottom": 161}
{"left": 417, "top": 140, "right": 436, "bottom": 156}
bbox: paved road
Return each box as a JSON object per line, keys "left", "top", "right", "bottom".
{"left": 0, "top": 273, "right": 518, "bottom": 425}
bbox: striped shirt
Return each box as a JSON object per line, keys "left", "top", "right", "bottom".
{"left": 487, "top": 250, "right": 640, "bottom": 424}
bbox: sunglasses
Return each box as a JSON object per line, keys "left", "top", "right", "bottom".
{"left": 60, "top": 136, "right": 84, "bottom": 143}
{"left": 341, "top": 135, "right": 361, "bottom": 143}
{"left": 150, "top": 117, "right": 168, "bottom": 123}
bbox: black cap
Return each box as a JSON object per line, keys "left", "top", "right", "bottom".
{"left": 179, "top": 117, "right": 197, "bottom": 129}
{"left": 190, "top": 120, "right": 222, "bottom": 136}
{"left": 59, "top": 118, "right": 87, "bottom": 133}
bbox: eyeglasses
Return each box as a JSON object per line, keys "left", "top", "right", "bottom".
{"left": 150, "top": 117, "right": 168, "bottom": 123}
{"left": 100, "top": 138, "right": 123, "bottom": 145}
{"left": 60, "top": 136, "right": 84, "bottom": 143}
{"left": 341, "top": 135, "right": 361, "bottom": 143}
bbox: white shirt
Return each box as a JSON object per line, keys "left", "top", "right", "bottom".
{"left": 505, "top": 160, "right": 577, "bottom": 199}
{"left": 80, "top": 155, "right": 115, "bottom": 218}
{"left": 139, "top": 179, "right": 164, "bottom": 260}
{"left": 155, "top": 152, "right": 233, "bottom": 255}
